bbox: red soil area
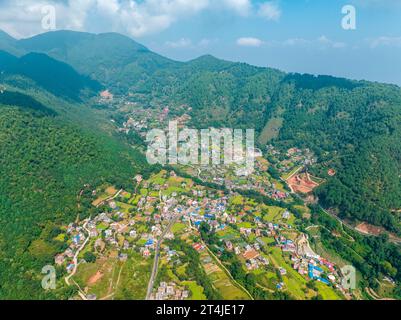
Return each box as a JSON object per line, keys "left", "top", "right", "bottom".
{"left": 287, "top": 173, "right": 319, "bottom": 194}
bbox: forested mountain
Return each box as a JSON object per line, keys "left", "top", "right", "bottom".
{"left": 0, "top": 50, "right": 101, "bottom": 101}
{"left": 0, "top": 30, "right": 18, "bottom": 55}
{"left": 0, "top": 53, "right": 151, "bottom": 298}
{"left": 1, "top": 30, "right": 179, "bottom": 94}
{"left": 275, "top": 79, "right": 401, "bottom": 232}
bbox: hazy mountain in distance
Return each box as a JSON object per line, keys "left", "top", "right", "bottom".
{"left": 0, "top": 50, "right": 101, "bottom": 101}
{"left": 1, "top": 30, "right": 178, "bottom": 91}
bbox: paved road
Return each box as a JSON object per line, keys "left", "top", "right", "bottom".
{"left": 145, "top": 214, "right": 182, "bottom": 300}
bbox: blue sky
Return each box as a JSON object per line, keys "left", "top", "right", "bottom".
{"left": 1, "top": 0, "right": 401, "bottom": 85}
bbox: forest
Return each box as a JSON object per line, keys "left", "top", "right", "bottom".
{"left": 0, "top": 94, "right": 149, "bottom": 299}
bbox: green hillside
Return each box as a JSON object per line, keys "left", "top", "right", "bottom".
{"left": 0, "top": 74, "right": 151, "bottom": 299}
{"left": 13, "top": 30, "right": 179, "bottom": 94}
{"left": 0, "top": 50, "right": 101, "bottom": 101}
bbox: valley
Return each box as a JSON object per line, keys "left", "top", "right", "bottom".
{"left": 0, "top": 29, "right": 400, "bottom": 301}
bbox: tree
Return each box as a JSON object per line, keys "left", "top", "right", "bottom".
{"left": 83, "top": 252, "right": 96, "bottom": 263}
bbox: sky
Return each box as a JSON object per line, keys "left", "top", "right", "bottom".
{"left": 1, "top": 0, "right": 401, "bottom": 85}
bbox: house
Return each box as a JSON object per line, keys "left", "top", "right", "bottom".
{"left": 258, "top": 256, "right": 269, "bottom": 266}
{"left": 165, "top": 232, "right": 174, "bottom": 240}
{"left": 55, "top": 254, "right": 65, "bottom": 266}
{"left": 192, "top": 243, "right": 204, "bottom": 252}
{"left": 64, "top": 248, "right": 74, "bottom": 258}
{"left": 142, "top": 248, "right": 151, "bottom": 257}
{"left": 182, "top": 290, "right": 189, "bottom": 299}
{"left": 279, "top": 268, "right": 287, "bottom": 275}
{"left": 225, "top": 241, "right": 233, "bottom": 251}
{"left": 240, "top": 228, "right": 252, "bottom": 236}
{"left": 166, "top": 286, "right": 175, "bottom": 295}
{"left": 94, "top": 239, "right": 106, "bottom": 252}
{"left": 256, "top": 238, "right": 266, "bottom": 247}
{"left": 123, "top": 240, "right": 130, "bottom": 250}
{"left": 282, "top": 210, "right": 290, "bottom": 220}
{"left": 109, "top": 201, "right": 117, "bottom": 209}
{"left": 73, "top": 234, "right": 81, "bottom": 245}
{"left": 66, "top": 263, "right": 75, "bottom": 273}
{"left": 119, "top": 253, "right": 128, "bottom": 262}
{"left": 100, "top": 90, "right": 113, "bottom": 100}
{"left": 243, "top": 249, "right": 260, "bottom": 260}
{"left": 89, "top": 228, "right": 98, "bottom": 238}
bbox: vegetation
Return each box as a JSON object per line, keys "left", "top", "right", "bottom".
{"left": 310, "top": 206, "right": 401, "bottom": 290}
{"left": 0, "top": 94, "right": 148, "bottom": 299}
{"left": 167, "top": 239, "right": 222, "bottom": 300}
{"left": 0, "top": 29, "right": 400, "bottom": 299}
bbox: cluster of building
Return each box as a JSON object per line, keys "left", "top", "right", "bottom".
{"left": 266, "top": 145, "right": 317, "bottom": 174}
{"left": 54, "top": 166, "right": 346, "bottom": 300}
{"left": 150, "top": 282, "right": 190, "bottom": 301}
{"left": 54, "top": 223, "right": 87, "bottom": 273}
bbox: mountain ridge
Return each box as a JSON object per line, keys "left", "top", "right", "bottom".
{"left": 0, "top": 50, "right": 101, "bottom": 101}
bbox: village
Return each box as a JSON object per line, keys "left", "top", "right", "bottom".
{"left": 53, "top": 165, "right": 350, "bottom": 301}
{"left": 50, "top": 93, "right": 352, "bottom": 300}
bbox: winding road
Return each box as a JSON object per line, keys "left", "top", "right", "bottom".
{"left": 65, "top": 219, "right": 91, "bottom": 287}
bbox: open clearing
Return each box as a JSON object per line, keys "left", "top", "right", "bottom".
{"left": 287, "top": 173, "right": 320, "bottom": 194}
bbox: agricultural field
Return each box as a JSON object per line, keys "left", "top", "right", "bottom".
{"left": 114, "top": 253, "right": 152, "bottom": 300}
{"left": 73, "top": 256, "right": 122, "bottom": 300}
{"left": 200, "top": 251, "right": 251, "bottom": 300}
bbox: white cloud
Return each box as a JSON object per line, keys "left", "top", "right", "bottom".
{"left": 317, "top": 35, "right": 346, "bottom": 49}
{"left": 166, "top": 38, "right": 192, "bottom": 48}
{"left": 236, "top": 37, "right": 263, "bottom": 47}
{"left": 0, "top": 0, "right": 259, "bottom": 39}
{"left": 0, "top": 0, "right": 96, "bottom": 38}
{"left": 165, "top": 37, "right": 218, "bottom": 49}
{"left": 369, "top": 36, "right": 401, "bottom": 48}
{"left": 282, "top": 38, "right": 311, "bottom": 47}
{"left": 258, "top": 1, "right": 281, "bottom": 21}
{"left": 198, "top": 38, "right": 218, "bottom": 47}
{"left": 96, "top": 0, "right": 212, "bottom": 37}
{"left": 222, "top": 0, "right": 252, "bottom": 16}
{"left": 264, "top": 36, "right": 346, "bottom": 49}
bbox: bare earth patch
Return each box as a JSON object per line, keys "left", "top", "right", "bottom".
{"left": 355, "top": 222, "right": 382, "bottom": 236}
{"left": 356, "top": 222, "right": 401, "bottom": 243}
{"left": 88, "top": 271, "right": 103, "bottom": 285}
{"left": 287, "top": 173, "right": 320, "bottom": 194}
